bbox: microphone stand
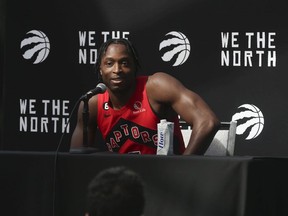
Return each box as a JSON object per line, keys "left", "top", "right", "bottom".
{"left": 70, "top": 94, "right": 98, "bottom": 154}
{"left": 70, "top": 83, "right": 107, "bottom": 154}
{"left": 82, "top": 96, "right": 89, "bottom": 148}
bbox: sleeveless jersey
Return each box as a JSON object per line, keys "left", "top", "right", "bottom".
{"left": 97, "top": 76, "right": 185, "bottom": 154}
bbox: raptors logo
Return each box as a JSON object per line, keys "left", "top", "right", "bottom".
{"left": 20, "top": 30, "right": 50, "bottom": 64}
{"left": 232, "top": 104, "right": 264, "bottom": 140}
{"left": 159, "top": 31, "right": 191, "bottom": 67}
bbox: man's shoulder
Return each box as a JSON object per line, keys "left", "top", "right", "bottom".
{"left": 149, "top": 72, "right": 172, "bottom": 80}
{"left": 146, "top": 72, "right": 174, "bottom": 85}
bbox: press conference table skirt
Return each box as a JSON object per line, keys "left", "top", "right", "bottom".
{"left": 0, "top": 151, "right": 288, "bottom": 216}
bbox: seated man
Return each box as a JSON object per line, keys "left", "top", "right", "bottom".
{"left": 70, "top": 38, "right": 220, "bottom": 155}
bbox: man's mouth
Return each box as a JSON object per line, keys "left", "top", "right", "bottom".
{"left": 111, "top": 78, "right": 123, "bottom": 85}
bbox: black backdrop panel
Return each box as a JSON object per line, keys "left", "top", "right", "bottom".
{"left": 1, "top": 0, "right": 288, "bottom": 156}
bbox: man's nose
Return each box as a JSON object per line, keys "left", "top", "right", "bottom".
{"left": 114, "top": 63, "right": 122, "bottom": 73}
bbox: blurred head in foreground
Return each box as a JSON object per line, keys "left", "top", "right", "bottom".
{"left": 85, "top": 166, "right": 145, "bottom": 216}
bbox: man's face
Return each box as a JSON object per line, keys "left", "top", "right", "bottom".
{"left": 99, "top": 43, "right": 136, "bottom": 93}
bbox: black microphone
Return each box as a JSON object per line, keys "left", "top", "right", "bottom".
{"left": 81, "top": 83, "right": 107, "bottom": 100}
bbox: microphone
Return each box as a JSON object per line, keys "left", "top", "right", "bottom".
{"left": 81, "top": 83, "right": 107, "bottom": 100}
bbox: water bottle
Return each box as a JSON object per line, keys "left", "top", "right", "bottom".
{"left": 157, "top": 119, "right": 174, "bottom": 155}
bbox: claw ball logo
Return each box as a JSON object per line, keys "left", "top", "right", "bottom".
{"left": 159, "top": 31, "right": 190, "bottom": 67}
{"left": 232, "top": 104, "right": 264, "bottom": 140}
{"left": 20, "top": 30, "right": 50, "bottom": 64}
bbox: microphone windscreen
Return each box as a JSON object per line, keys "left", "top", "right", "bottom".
{"left": 96, "top": 83, "right": 107, "bottom": 93}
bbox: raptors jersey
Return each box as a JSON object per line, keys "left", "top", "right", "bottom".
{"left": 97, "top": 76, "right": 185, "bottom": 154}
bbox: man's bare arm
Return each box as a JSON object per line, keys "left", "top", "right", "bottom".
{"left": 147, "top": 72, "right": 220, "bottom": 155}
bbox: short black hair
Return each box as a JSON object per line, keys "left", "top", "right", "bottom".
{"left": 85, "top": 166, "right": 145, "bottom": 216}
{"left": 95, "top": 38, "right": 140, "bottom": 81}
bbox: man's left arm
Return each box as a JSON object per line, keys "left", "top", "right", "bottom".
{"left": 147, "top": 72, "right": 220, "bottom": 155}
{"left": 173, "top": 89, "right": 220, "bottom": 155}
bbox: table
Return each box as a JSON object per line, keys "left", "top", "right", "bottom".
{"left": 1, "top": 151, "right": 288, "bottom": 216}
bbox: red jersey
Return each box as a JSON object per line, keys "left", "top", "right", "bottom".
{"left": 97, "top": 76, "right": 185, "bottom": 154}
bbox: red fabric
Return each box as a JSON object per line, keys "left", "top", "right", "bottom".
{"left": 97, "top": 76, "right": 185, "bottom": 154}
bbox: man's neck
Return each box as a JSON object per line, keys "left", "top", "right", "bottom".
{"left": 108, "top": 84, "right": 136, "bottom": 110}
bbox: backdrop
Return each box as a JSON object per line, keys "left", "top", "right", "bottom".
{"left": 1, "top": 0, "right": 288, "bottom": 156}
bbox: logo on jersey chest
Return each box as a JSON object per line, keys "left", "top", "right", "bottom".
{"left": 103, "top": 101, "right": 146, "bottom": 114}
{"left": 105, "top": 118, "right": 157, "bottom": 152}
{"left": 133, "top": 101, "right": 146, "bottom": 114}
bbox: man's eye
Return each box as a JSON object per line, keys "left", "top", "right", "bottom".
{"left": 122, "top": 61, "right": 128, "bottom": 66}
{"left": 105, "top": 61, "right": 113, "bottom": 66}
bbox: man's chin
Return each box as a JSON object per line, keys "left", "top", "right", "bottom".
{"left": 110, "top": 85, "right": 126, "bottom": 93}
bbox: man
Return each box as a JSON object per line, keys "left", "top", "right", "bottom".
{"left": 70, "top": 38, "right": 220, "bottom": 155}
{"left": 85, "top": 166, "right": 145, "bottom": 216}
